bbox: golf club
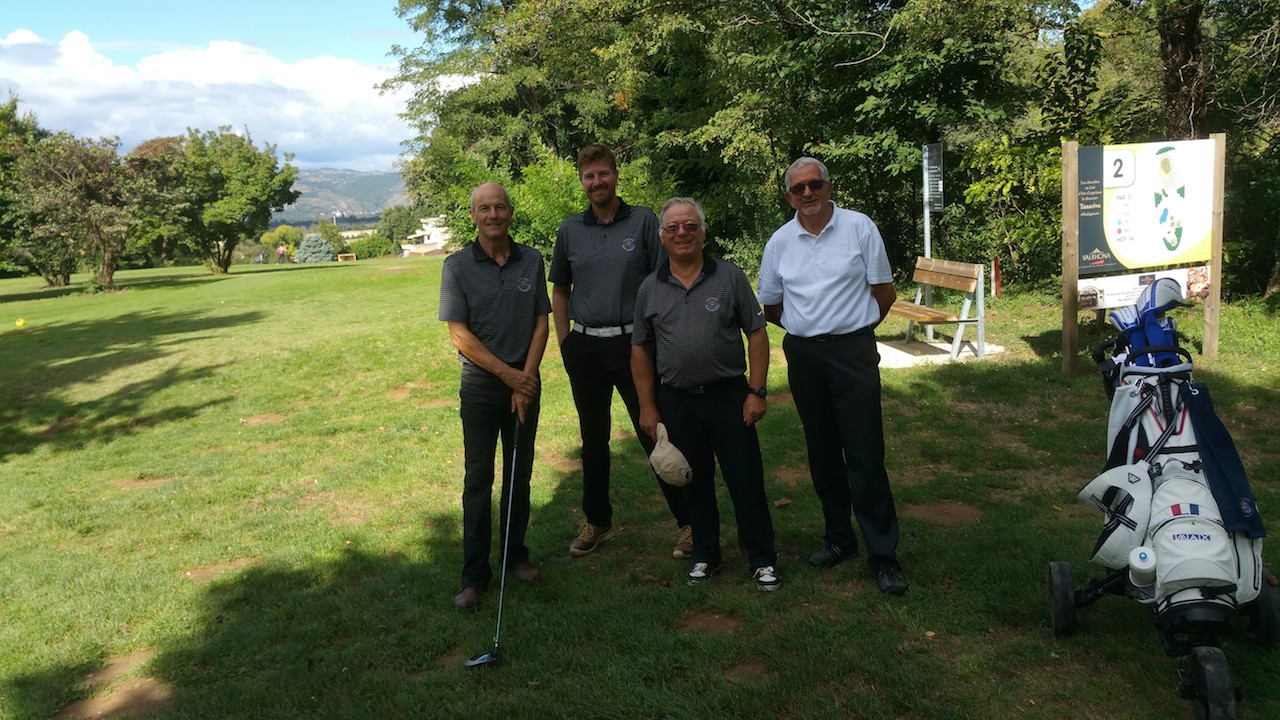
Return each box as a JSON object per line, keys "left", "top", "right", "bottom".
{"left": 465, "top": 413, "right": 521, "bottom": 668}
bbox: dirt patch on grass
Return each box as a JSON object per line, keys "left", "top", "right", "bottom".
{"left": 771, "top": 464, "right": 809, "bottom": 487}
{"left": 678, "top": 611, "right": 744, "bottom": 634}
{"left": 543, "top": 452, "right": 580, "bottom": 475}
{"left": 435, "top": 644, "right": 468, "bottom": 670}
{"left": 182, "top": 557, "right": 260, "bottom": 582}
{"left": 418, "top": 397, "right": 454, "bottom": 409}
{"left": 113, "top": 476, "right": 170, "bottom": 491}
{"left": 242, "top": 413, "right": 286, "bottom": 426}
{"left": 723, "top": 655, "right": 772, "bottom": 682}
{"left": 56, "top": 649, "right": 172, "bottom": 720}
{"left": 766, "top": 390, "right": 793, "bottom": 406}
{"left": 387, "top": 381, "right": 435, "bottom": 402}
{"left": 902, "top": 500, "right": 982, "bottom": 527}
{"left": 301, "top": 491, "right": 375, "bottom": 526}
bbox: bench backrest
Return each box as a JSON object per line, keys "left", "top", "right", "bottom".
{"left": 910, "top": 256, "right": 981, "bottom": 294}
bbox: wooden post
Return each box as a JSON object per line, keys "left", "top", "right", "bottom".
{"left": 1061, "top": 141, "right": 1080, "bottom": 373}
{"left": 1203, "top": 133, "right": 1225, "bottom": 359}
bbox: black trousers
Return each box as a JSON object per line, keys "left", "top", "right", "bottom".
{"left": 783, "top": 330, "right": 900, "bottom": 563}
{"left": 560, "top": 331, "right": 689, "bottom": 528}
{"left": 657, "top": 377, "right": 776, "bottom": 570}
{"left": 459, "top": 364, "right": 539, "bottom": 590}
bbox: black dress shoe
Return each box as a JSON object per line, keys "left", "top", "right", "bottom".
{"left": 807, "top": 543, "right": 854, "bottom": 568}
{"left": 873, "top": 560, "right": 908, "bottom": 596}
{"left": 453, "top": 586, "right": 480, "bottom": 610}
{"left": 511, "top": 561, "right": 540, "bottom": 585}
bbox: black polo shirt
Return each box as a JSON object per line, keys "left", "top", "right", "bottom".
{"left": 632, "top": 253, "right": 767, "bottom": 389}
{"left": 438, "top": 241, "right": 551, "bottom": 366}
{"left": 548, "top": 199, "right": 663, "bottom": 328}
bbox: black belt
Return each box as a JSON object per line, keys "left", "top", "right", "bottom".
{"left": 666, "top": 376, "right": 740, "bottom": 394}
{"left": 797, "top": 326, "right": 874, "bottom": 342}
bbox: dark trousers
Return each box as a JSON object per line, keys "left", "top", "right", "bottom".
{"left": 560, "top": 331, "right": 689, "bottom": 528}
{"left": 459, "top": 364, "right": 539, "bottom": 590}
{"left": 783, "top": 330, "right": 899, "bottom": 562}
{"left": 657, "top": 378, "right": 776, "bottom": 570}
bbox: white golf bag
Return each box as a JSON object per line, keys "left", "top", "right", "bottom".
{"left": 1079, "top": 278, "right": 1265, "bottom": 619}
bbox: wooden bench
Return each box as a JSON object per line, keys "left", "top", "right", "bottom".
{"left": 337, "top": 253, "right": 357, "bottom": 262}
{"left": 889, "top": 256, "right": 985, "bottom": 359}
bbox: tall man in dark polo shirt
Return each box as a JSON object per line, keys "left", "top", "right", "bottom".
{"left": 439, "top": 182, "right": 551, "bottom": 611}
{"left": 757, "top": 157, "right": 907, "bottom": 596}
{"left": 550, "top": 144, "right": 692, "bottom": 558}
{"left": 632, "top": 198, "right": 780, "bottom": 591}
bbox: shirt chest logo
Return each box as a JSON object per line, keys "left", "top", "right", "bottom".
{"left": 704, "top": 297, "right": 720, "bottom": 312}
{"left": 622, "top": 237, "right": 637, "bottom": 252}
{"left": 517, "top": 277, "right": 532, "bottom": 292}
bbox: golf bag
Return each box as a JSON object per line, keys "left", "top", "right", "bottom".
{"left": 1079, "top": 278, "right": 1266, "bottom": 646}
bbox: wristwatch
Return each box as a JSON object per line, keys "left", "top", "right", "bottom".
{"left": 748, "top": 386, "right": 767, "bottom": 398}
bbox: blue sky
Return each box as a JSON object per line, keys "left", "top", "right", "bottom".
{"left": 1, "top": 1, "right": 424, "bottom": 170}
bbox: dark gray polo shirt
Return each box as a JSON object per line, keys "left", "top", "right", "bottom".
{"left": 632, "top": 254, "right": 767, "bottom": 389}
{"left": 548, "top": 199, "right": 663, "bottom": 328}
{"left": 438, "top": 241, "right": 551, "bottom": 366}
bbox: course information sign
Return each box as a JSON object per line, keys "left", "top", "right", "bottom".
{"left": 1077, "top": 139, "right": 1215, "bottom": 277}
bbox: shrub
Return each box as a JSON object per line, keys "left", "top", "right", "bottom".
{"left": 296, "top": 233, "right": 336, "bottom": 263}
{"left": 349, "top": 233, "right": 398, "bottom": 259}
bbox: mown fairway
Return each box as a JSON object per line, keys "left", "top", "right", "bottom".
{"left": 2, "top": 259, "right": 1278, "bottom": 719}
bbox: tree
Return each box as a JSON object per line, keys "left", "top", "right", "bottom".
{"left": 261, "top": 224, "right": 304, "bottom": 250}
{"left": 180, "top": 127, "right": 300, "bottom": 274}
{"left": 316, "top": 219, "right": 346, "bottom": 254}
{"left": 124, "top": 136, "right": 191, "bottom": 267}
{"left": 0, "top": 94, "right": 51, "bottom": 274}
{"left": 296, "top": 232, "right": 336, "bottom": 263}
{"left": 376, "top": 204, "right": 425, "bottom": 244}
{"left": 8, "top": 133, "right": 135, "bottom": 289}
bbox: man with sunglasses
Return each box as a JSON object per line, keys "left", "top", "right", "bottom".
{"left": 757, "top": 157, "right": 908, "bottom": 596}
{"left": 550, "top": 145, "right": 693, "bottom": 559}
{"left": 632, "top": 198, "right": 779, "bottom": 590}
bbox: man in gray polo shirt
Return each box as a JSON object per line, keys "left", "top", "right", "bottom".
{"left": 439, "top": 182, "right": 551, "bottom": 611}
{"left": 631, "top": 197, "right": 779, "bottom": 591}
{"left": 550, "top": 144, "right": 691, "bottom": 558}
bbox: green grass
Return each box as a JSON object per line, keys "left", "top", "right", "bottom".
{"left": 2, "top": 259, "right": 1278, "bottom": 720}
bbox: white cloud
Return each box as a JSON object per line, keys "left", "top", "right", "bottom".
{"left": 0, "top": 29, "right": 412, "bottom": 171}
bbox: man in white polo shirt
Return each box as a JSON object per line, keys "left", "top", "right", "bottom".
{"left": 757, "top": 157, "right": 907, "bottom": 596}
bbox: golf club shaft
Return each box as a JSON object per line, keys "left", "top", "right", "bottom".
{"left": 491, "top": 411, "right": 521, "bottom": 649}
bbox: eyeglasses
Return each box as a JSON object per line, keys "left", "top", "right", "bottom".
{"left": 786, "top": 179, "right": 828, "bottom": 195}
{"left": 660, "top": 221, "right": 704, "bottom": 235}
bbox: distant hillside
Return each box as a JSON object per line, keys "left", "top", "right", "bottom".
{"left": 273, "top": 169, "right": 408, "bottom": 225}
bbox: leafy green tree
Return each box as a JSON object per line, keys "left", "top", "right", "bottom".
{"left": 261, "top": 224, "right": 304, "bottom": 250}
{"left": 0, "top": 94, "right": 51, "bottom": 274}
{"left": 124, "top": 136, "right": 190, "bottom": 267}
{"left": 316, "top": 219, "right": 346, "bottom": 254}
{"left": 376, "top": 204, "right": 425, "bottom": 244}
{"left": 180, "top": 127, "right": 300, "bottom": 274}
{"left": 8, "top": 133, "right": 135, "bottom": 289}
{"left": 348, "top": 233, "right": 398, "bottom": 259}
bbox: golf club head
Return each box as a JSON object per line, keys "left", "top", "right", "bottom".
{"left": 465, "top": 648, "right": 500, "bottom": 668}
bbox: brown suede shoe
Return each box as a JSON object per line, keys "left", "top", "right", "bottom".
{"left": 511, "top": 561, "right": 540, "bottom": 585}
{"left": 453, "top": 586, "right": 480, "bottom": 611}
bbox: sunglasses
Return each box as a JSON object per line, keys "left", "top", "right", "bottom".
{"left": 787, "top": 179, "right": 828, "bottom": 195}
{"left": 660, "top": 221, "right": 704, "bottom": 235}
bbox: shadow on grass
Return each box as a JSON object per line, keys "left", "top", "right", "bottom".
{"left": 0, "top": 309, "right": 261, "bottom": 462}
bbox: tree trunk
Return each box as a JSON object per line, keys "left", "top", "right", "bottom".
{"left": 1267, "top": 258, "right": 1280, "bottom": 298}
{"left": 1156, "top": 0, "right": 1206, "bottom": 139}
{"left": 96, "top": 242, "right": 119, "bottom": 290}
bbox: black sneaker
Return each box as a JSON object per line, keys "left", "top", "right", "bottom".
{"left": 686, "top": 561, "right": 720, "bottom": 584}
{"left": 807, "top": 543, "right": 854, "bottom": 568}
{"left": 753, "top": 565, "right": 782, "bottom": 592}
{"left": 873, "top": 560, "right": 908, "bottom": 596}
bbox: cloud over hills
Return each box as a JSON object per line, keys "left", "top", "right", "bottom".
{"left": 0, "top": 29, "right": 413, "bottom": 171}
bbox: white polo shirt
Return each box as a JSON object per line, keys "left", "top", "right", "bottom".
{"left": 757, "top": 202, "right": 893, "bottom": 338}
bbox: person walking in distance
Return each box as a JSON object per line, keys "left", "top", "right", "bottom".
{"left": 757, "top": 157, "right": 908, "bottom": 596}
{"left": 549, "top": 144, "right": 693, "bottom": 559}
{"left": 439, "top": 182, "right": 550, "bottom": 610}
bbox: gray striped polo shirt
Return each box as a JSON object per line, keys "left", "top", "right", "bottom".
{"left": 632, "top": 254, "right": 767, "bottom": 389}
{"left": 548, "top": 199, "right": 663, "bottom": 328}
{"left": 438, "top": 241, "right": 551, "bottom": 366}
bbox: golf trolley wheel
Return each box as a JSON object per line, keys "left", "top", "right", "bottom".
{"left": 1179, "top": 646, "right": 1237, "bottom": 720}
{"left": 1049, "top": 561, "right": 1077, "bottom": 637}
{"left": 1243, "top": 570, "right": 1280, "bottom": 649}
